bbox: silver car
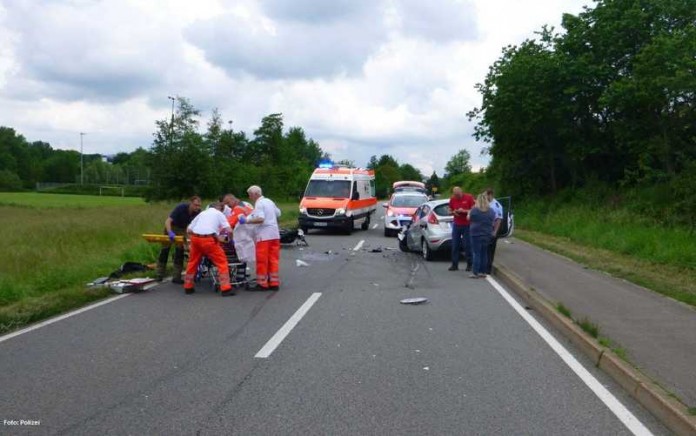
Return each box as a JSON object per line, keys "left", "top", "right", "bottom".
{"left": 398, "top": 197, "right": 515, "bottom": 261}
{"left": 398, "top": 199, "right": 454, "bottom": 261}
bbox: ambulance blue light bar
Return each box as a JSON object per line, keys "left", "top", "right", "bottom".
{"left": 318, "top": 160, "right": 334, "bottom": 169}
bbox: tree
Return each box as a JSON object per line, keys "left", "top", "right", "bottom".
{"left": 336, "top": 159, "right": 355, "bottom": 167}
{"left": 147, "top": 97, "right": 213, "bottom": 200}
{"left": 426, "top": 171, "right": 441, "bottom": 195}
{"left": 399, "top": 163, "right": 423, "bottom": 182}
{"left": 444, "top": 149, "right": 472, "bottom": 177}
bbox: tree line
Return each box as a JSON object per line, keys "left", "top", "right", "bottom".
{"left": 1, "top": 93, "right": 478, "bottom": 200}
{"left": 468, "top": 0, "right": 695, "bottom": 207}
{"left": 0, "top": 126, "right": 149, "bottom": 191}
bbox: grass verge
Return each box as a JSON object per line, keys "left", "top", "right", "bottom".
{"left": 516, "top": 229, "right": 696, "bottom": 308}
{"left": 556, "top": 302, "right": 572, "bottom": 318}
{"left": 0, "top": 196, "right": 299, "bottom": 334}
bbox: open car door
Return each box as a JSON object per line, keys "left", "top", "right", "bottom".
{"left": 496, "top": 196, "right": 515, "bottom": 238}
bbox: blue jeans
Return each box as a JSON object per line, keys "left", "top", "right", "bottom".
{"left": 471, "top": 234, "right": 491, "bottom": 275}
{"left": 451, "top": 224, "right": 471, "bottom": 268}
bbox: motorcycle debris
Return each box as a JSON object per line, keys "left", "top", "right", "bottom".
{"left": 400, "top": 297, "right": 429, "bottom": 305}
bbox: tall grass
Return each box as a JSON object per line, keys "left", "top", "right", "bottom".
{"left": 517, "top": 202, "right": 696, "bottom": 270}
{"left": 0, "top": 197, "right": 300, "bottom": 333}
{"left": 515, "top": 191, "right": 696, "bottom": 307}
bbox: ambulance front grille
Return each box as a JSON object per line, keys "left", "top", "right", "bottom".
{"left": 307, "top": 208, "right": 335, "bottom": 217}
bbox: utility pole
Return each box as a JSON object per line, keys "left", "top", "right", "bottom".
{"left": 167, "top": 96, "right": 176, "bottom": 146}
{"left": 80, "top": 132, "right": 86, "bottom": 185}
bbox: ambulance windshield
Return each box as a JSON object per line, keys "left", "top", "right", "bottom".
{"left": 305, "top": 180, "right": 352, "bottom": 198}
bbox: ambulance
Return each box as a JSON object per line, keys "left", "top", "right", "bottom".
{"left": 298, "top": 164, "right": 377, "bottom": 234}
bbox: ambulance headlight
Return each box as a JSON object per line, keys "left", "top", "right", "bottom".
{"left": 335, "top": 208, "right": 346, "bottom": 216}
{"left": 299, "top": 207, "right": 307, "bottom": 214}
{"left": 387, "top": 210, "right": 394, "bottom": 216}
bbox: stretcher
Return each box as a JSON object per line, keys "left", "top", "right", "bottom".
{"left": 142, "top": 233, "right": 186, "bottom": 246}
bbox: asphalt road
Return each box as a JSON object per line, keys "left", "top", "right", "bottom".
{"left": 0, "top": 219, "right": 670, "bottom": 435}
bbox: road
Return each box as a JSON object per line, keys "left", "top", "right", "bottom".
{"left": 0, "top": 219, "right": 669, "bottom": 435}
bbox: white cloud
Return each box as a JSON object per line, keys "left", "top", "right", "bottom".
{"left": 0, "top": 0, "right": 591, "bottom": 175}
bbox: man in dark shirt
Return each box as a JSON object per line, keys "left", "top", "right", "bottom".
{"left": 156, "top": 196, "right": 202, "bottom": 283}
{"left": 448, "top": 187, "right": 475, "bottom": 271}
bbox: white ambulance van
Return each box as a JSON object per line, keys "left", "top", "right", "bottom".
{"left": 298, "top": 165, "right": 377, "bottom": 234}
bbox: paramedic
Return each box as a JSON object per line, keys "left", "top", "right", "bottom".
{"left": 223, "top": 193, "right": 256, "bottom": 279}
{"left": 241, "top": 185, "right": 281, "bottom": 291}
{"left": 156, "top": 196, "right": 202, "bottom": 283}
{"left": 183, "top": 202, "right": 234, "bottom": 296}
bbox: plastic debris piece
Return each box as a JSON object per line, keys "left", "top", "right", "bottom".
{"left": 296, "top": 259, "right": 310, "bottom": 267}
{"left": 423, "top": 367, "right": 430, "bottom": 371}
{"left": 400, "top": 297, "right": 428, "bottom": 305}
{"left": 370, "top": 248, "right": 383, "bottom": 253}
{"left": 87, "top": 276, "right": 110, "bottom": 287}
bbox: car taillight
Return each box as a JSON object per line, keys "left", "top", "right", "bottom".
{"left": 428, "top": 212, "right": 439, "bottom": 225}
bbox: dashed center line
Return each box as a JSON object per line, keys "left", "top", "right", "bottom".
{"left": 353, "top": 240, "right": 365, "bottom": 251}
{"left": 372, "top": 223, "right": 379, "bottom": 229}
{"left": 255, "top": 292, "right": 322, "bottom": 359}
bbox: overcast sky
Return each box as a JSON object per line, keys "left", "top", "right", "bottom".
{"left": 0, "top": 0, "right": 590, "bottom": 176}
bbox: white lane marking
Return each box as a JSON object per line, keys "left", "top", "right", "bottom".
{"left": 0, "top": 294, "right": 132, "bottom": 344}
{"left": 255, "top": 292, "right": 322, "bottom": 359}
{"left": 372, "top": 224, "right": 379, "bottom": 229}
{"left": 486, "top": 277, "right": 652, "bottom": 436}
{"left": 353, "top": 240, "right": 365, "bottom": 251}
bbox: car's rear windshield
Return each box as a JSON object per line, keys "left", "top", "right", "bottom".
{"left": 304, "top": 180, "right": 351, "bottom": 198}
{"left": 391, "top": 195, "right": 428, "bottom": 207}
{"left": 433, "top": 203, "right": 452, "bottom": 216}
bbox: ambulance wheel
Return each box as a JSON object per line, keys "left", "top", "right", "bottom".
{"left": 361, "top": 215, "right": 370, "bottom": 230}
{"left": 345, "top": 219, "right": 354, "bottom": 235}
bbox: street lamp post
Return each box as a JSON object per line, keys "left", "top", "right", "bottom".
{"left": 167, "top": 96, "right": 176, "bottom": 145}
{"left": 80, "top": 132, "right": 86, "bottom": 185}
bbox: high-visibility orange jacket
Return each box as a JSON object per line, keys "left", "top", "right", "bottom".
{"left": 227, "top": 204, "right": 254, "bottom": 228}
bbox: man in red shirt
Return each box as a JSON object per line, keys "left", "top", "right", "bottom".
{"left": 448, "top": 187, "right": 475, "bottom": 271}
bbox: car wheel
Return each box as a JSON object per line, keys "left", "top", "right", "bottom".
{"left": 361, "top": 215, "right": 370, "bottom": 230}
{"left": 421, "top": 238, "right": 434, "bottom": 261}
{"left": 384, "top": 227, "right": 391, "bottom": 237}
{"left": 399, "top": 234, "right": 409, "bottom": 252}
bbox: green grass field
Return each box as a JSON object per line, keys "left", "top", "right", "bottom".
{"left": 0, "top": 192, "right": 146, "bottom": 208}
{"left": 0, "top": 193, "right": 299, "bottom": 334}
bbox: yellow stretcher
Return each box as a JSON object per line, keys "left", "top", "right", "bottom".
{"left": 142, "top": 234, "right": 186, "bottom": 246}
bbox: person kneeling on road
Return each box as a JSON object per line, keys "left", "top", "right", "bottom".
{"left": 183, "top": 202, "right": 234, "bottom": 296}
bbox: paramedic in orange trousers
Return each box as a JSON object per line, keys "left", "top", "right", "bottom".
{"left": 183, "top": 202, "right": 235, "bottom": 296}
{"left": 240, "top": 185, "right": 281, "bottom": 291}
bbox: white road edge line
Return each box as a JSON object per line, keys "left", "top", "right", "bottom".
{"left": 372, "top": 224, "right": 379, "bottom": 229}
{"left": 485, "top": 276, "right": 652, "bottom": 436}
{"left": 255, "top": 292, "right": 322, "bottom": 359}
{"left": 0, "top": 294, "right": 132, "bottom": 344}
{"left": 353, "top": 240, "right": 365, "bottom": 251}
